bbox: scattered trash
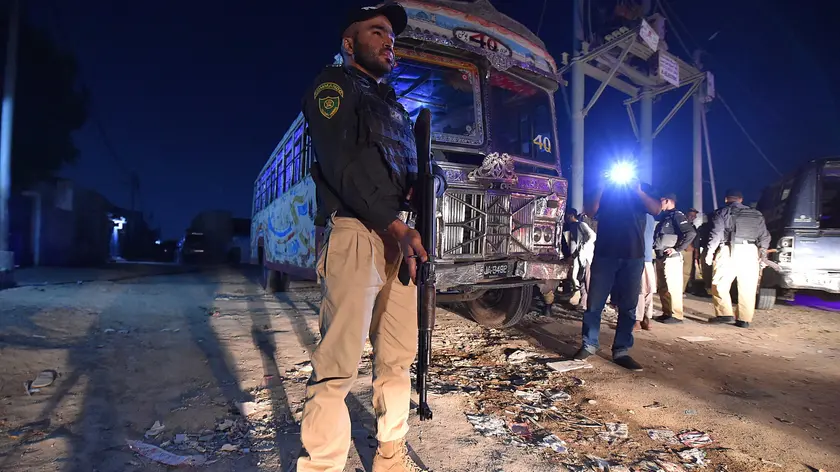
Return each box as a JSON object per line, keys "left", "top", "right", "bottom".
{"left": 514, "top": 390, "right": 542, "bottom": 403}
{"left": 104, "top": 328, "right": 116, "bottom": 334}
{"left": 507, "top": 350, "right": 539, "bottom": 364}
{"left": 509, "top": 423, "right": 533, "bottom": 440}
{"left": 538, "top": 434, "right": 567, "bottom": 453}
{"left": 643, "top": 401, "right": 663, "bottom": 410}
{"left": 598, "top": 422, "right": 629, "bottom": 443}
{"left": 31, "top": 334, "right": 46, "bottom": 339}
{"left": 550, "top": 391, "right": 572, "bottom": 402}
{"left": 678, "top": 448, "right": 707, "bottom": 468}
{"left": 684, "top": 409, "right": 698, "bottom": 415}
{"left": 647, "top": 429, "right": 679, "bottom": 444}
{"left": 715, "top": 352, "right": 731, "bottom": 357}
{"left": 633, "top": 459, "right": 685, "bottom": 472}
{"left": 219, "top": 443, "right": 239, "bottom": 453}
{"left": 678, "top": 336, "right": 715, "bottom": 343}
{"left": 174, "top": 434, "right": 187, "bottom": 444}
{"left": 118, "top": 329, "right": 130, "bottom": 335}
{"left": 466, "top": 414, "right": 508, "bottom": 437}
{"left": 145, "top": 421, "right": 166, "bottom": 438}
{"left": 587, "top": 399, "right": 598, "bottom": 405}
{"left": 677, "top": 430, "right": 713, "bottom": 448}
{"left": 775, "top": 417, "right": 793, "bottom": 424}
{"left": 546, "top": 360, "right": 593, "bottom": 373}
{"left": 31, "top": 370, "right": 57, "bottom": 389}
{"left": 126, "top": 439, "right": 208, "bottom": 466}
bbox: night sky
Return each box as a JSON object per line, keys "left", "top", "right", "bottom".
{"left": 26, "top": 0, "right": 840, "bottom": 238}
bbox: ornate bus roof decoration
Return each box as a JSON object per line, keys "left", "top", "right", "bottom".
{"left": 468, "top": 152, "right": 517, "bottom": 183}
{"left": 400, "top": 0, "right": 559, "bottom": 82}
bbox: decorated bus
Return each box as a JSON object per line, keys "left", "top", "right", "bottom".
{"left": 251, "top": 0, "right": 569, "bottom": 328}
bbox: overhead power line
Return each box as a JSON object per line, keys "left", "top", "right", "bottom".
{"left": 716, "top": 92, "right": 782, "bottom": 176}
{"left": 656, "top": 0, "right": 783, "bottom": 177}
{"left": 46, "top": 2, "right": 144, "bottom": 208}
{"left": 536, "top": 0, "right": 548, "bottom": 36}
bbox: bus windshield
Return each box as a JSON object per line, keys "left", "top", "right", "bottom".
{"left": 389, "top": 52, "right": 483, "bottom": 147}
{"left": 488, "top": 72, "right": 556, "bottom": 167}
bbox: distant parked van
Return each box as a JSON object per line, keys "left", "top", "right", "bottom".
{"left": 756, "top": 157, "right": 840, "bottom": 307}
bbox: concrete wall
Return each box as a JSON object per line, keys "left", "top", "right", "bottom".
{"left": 8, "top": 180, "right": 112, "bottom": 267}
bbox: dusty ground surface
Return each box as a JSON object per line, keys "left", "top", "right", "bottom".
{"left": 0, "top": 265, "right": 837, "bottom": 471}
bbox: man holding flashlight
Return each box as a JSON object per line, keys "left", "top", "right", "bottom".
{"left": 573, "top": 163, "right": 661, "bottom": 371}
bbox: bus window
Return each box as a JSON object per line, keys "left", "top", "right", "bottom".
{"left": 294, "top": 126, "right": 303, "bottom": 184}
{"left": 284, "top": 140, "right": 294, "bottom": 192}
{"left": 303, "top": 125, "right": 313, "bottom": 177}
{"left": 820, "top": 164, "right": 840, "bottom": 229}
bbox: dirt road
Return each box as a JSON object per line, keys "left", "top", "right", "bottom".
{"left": 0, "top": 266, "right": 837, "bottom": 471}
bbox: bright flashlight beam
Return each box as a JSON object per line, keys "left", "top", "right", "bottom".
{"left": 607, "top": 161, "right": 636, "bottom": 185}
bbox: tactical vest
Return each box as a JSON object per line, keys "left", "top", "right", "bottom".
{"left": 654, "top": 210, "right": 681, "bottom": 250}
{"left": 357, "top": 84, "right": 418, "bottom": 192}
{"left": 728, "top": 206, "right": 763, "bottom": 244}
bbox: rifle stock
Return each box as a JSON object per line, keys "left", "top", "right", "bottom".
{"left": 413, "top": 108, "right": 436, "bottom": 421}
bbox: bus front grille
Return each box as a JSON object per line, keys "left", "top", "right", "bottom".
{"left": 439, "top": 190, "right": 539, "bottom": 259}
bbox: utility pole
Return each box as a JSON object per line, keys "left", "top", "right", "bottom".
{"left": 570, "top": 0, "right": 585, "bottom": 212}
{"left": 0, "top": 0, "right": 20, "bottom": 289}
{"left": 691, "top": 50, "right": 704, "bottom": 217}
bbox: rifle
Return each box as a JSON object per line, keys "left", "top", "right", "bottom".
{"left": 413, "top": 108, "right": 436, "bottom": 421}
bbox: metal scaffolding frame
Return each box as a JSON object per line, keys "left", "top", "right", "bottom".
{"left": 561, "top": 1, "right": 712, "bottom": 217}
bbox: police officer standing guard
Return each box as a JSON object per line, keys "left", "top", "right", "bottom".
{"left": 704, "top": 189, "right": 771, "bottom": 328}
{"left": 298, "top": 4, "right": 429, "bottom": 472}
{"left": 653, "top": 193, "right": 696, "bottom": 324}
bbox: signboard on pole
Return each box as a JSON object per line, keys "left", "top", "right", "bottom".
{"left": 703, "top": 71, "right": 716, "bottom": 102}
{"left": 640, "top": 19, "right": 659, "bottom": 52}
{"left": 658, "top": 53, "right": 679, "bottom": 87}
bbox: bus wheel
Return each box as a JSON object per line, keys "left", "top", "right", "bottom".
{"left": 756, "top": 287, "right": 776, "bottom": 310}
{"left": 262, "top": 266, "right": 291, "bottom": 293}
{"left": 261, "top": 264, "right": 277, "bottom": 293}
{"left": 465, "top": 286, "right": 532, "bottom": 329}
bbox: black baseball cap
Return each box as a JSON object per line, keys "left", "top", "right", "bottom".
{"left": 661, "top": 192, "right": 677, "bottom": 202}
{"left": 725, "top": 189, "right": 743, "bottom": 199}
{"left": 687, "top": 208, "right": 699, "bottom": 214}
{"left": 345, "top": 3, "right": 408, "bottom": 36}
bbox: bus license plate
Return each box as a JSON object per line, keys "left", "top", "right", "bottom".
{"left": 482, "top": 262, "right": 509, "bottom": 278}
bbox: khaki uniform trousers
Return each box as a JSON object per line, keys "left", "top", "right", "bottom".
{"left": 636, "top": 261, "right": 656, "bottom": 321}
{"left": 711, "top": 244, "right": 760, "bottom": 322}
{"left": 298, "top": 217, "right": 418, "bottom": 472}
{"left": 682, "top": 248, "right": 694, "bottom": 289}
{"left": 655, "top": 254, "right": 685, "bottom": 319}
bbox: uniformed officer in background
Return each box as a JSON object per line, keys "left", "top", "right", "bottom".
{"left": 683, "top": 208, "right": 699, "bottom": 290}
{"left": 298, "top": 4, "right": 429, "bottom": 471}
{"left": 652, "top": 193, "right": 696, "bottom": 324}
{"left": 704, "top": 189, "right": 771, "bottom": 328}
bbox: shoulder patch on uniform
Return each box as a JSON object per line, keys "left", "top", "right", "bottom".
{"left": 314, "top": 82, "right": 344, "bottom": 120}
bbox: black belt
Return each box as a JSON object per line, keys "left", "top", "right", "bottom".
{"left": 333, "top": 209, "right": 412, "bottom": 226}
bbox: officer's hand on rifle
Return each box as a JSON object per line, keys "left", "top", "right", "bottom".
{"left": 388, "top": 219, "right": 428, "bottom": 283}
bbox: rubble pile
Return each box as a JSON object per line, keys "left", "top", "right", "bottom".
{"left": 425, "top": 321, "right": 721, "bottom": 471}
